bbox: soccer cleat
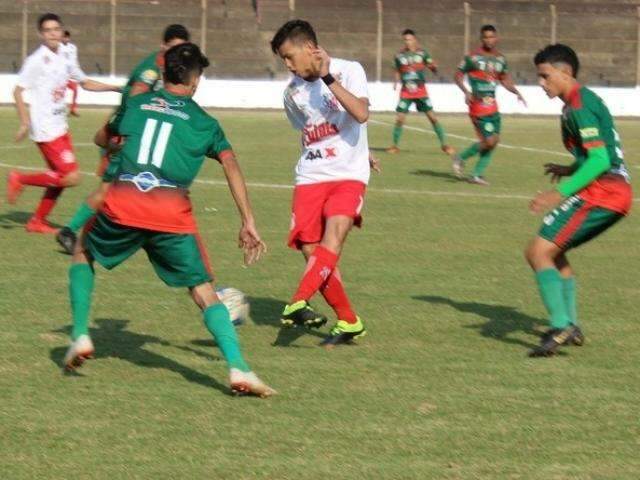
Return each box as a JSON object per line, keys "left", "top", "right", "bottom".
{"left": 280, "top": 300, "right": 327, "bottom": 329}
{"left": 451, "top": 155, "right": 464, "bottom": 178}
{"left": 25, "top": 217, "right": 58, "bottom": 234}
{"left": 63, "top": 334, "right": 95, "bottom": 371}
{"left": 385, "top": 146, "right": 400, "bottom": 154}
{"left": 529, "top": 326, "right": 581, "bottom": 357}
{"left": 441, "top": 145, "right": 455, "bottom": 156}
{"left": 6, "top": 170, "right": 24, "bottom": 204}
{"left": 56, "top": 226, "right": 77, "bottom": 254}
{"left": 320, "top": 317, "right": 367, "bottom": 347}
{"left": 229, "top": 368, "right": 276, "bottom": 398}
{"left": 468, "top": 176, "right": 490, "bottom": 186}
{"left": 541, "top": 325, "right": 585, "bottom": 347}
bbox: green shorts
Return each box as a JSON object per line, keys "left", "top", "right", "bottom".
{"left": 85, "top": 214, "right": 213, "bottom": 288}
{"left": 539, "top": 195, "right": 623, "bottom": 251}
{"left": 396, "top": 97, "right": 433, "bottom": 113}
{"left": 472, "top": 113, "right": 501, "bottom": 138}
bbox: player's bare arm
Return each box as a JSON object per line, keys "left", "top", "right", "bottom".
{"left": 314, "top": 47, "right": 369, "bottom": 123}
{"left": 454, "top": 70, "right": 472, "bottom": 105}
{"left": 392, "top": 70, "right": 400, "bottom": 91}
{"left": 500, "top": 73, "right": 527, "bottom": 106}
{"left": 80, "top": 79, "right": 122, "bottom": 93}
{"left": 12, "top": 86, "right": 30, "bottom": 142}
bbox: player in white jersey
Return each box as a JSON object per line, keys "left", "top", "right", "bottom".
{"left": 61, "top": 30, "right": 80, "bottom": 116}
{"left": 6, "top": 13, "right": 121, "bottom": 234}
{"left": 271, "top": 20, "right": 376, "bottom": 346}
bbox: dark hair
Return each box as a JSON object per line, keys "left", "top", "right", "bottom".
{"left": 270, "top": 19, "right": 317, "bottom": 54}
{"left": 164, "top": 43, "right": 209, "bottom": 85}
{"left": 534, "top": 44, "right": 580, "bottom": 77}
{"left": 38, "top": 13, "right": 62, "bottom": 30}
{"left": 163, "top": 24, "right": 190, "bottom": 44}
{"left": 402, "top": 29, "right": 416, "bottom": 36}
{"left": 64, "top": 30, "right": 70, "bottom": 37}
{"left": 481, "top": 24, "right": 497, "bottom": 34}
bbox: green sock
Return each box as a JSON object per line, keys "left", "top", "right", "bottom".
{"left": 69, "top": 263, "right": 95, "bottom": 340}
{"left": 472, "top": 150, "right": 493, "bottom": 177}
{"left": 562, "top": 277, "right": 577, "bottom": 325}
{"left": 535, "top": 269, "right": 571, "bottom": 329}
{"left": 433, "top": 122, "right": 446, "bottom": 147}
{"left": 67, "top": 201, "right": 96, "bottom": 232}
{"left": 203, "top": 303, "right": 250, "bottom": 372}
{"left": 392, "top": 124, "right": 403, "bottom": 146}
{"left": 460, "top": 142, "right": 480, "bottom": 161}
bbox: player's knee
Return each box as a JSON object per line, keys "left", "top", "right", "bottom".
{"left": 62, "top": 171, "right": 81, "bottom": 187}
{"left": 486, "top": 136, "right": 499, "bottom": 149}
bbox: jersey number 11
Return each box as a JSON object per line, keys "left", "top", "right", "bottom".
{"left": 137, "top": 118, "right": 174, "bottom": 168}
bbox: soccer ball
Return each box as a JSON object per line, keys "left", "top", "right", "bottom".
{"left": 216, "top": 287, "right": 250, "bottom": 326}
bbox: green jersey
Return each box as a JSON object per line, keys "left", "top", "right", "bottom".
{"left": 457, "top": 48, "right": 508, "bottom": 117}
{"left": 394, "top": 48, "right": 435, "bottom": 99}
{"left": 102, "top": 89, "right": 233, "bottom": 233}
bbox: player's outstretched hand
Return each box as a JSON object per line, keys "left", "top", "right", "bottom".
{"left": 238, "top": 221, "right": 267, "bottom": 266}
{"left": 369, "top": 153, "right": 381, "bottom": 173}
{"left": 312, "top": 46, "right": 331, "bottom": 77}
{"left": 517, "top": 93, "right": 528, "bottom": 108}
{"left": 544, "top": 163, "right": 573, "bottom": 183}
{"left": 15, "top": 123, "right": 29, "bottom": 142}
{"left": 529, "top": 190, "right": 562, "bottom": 214}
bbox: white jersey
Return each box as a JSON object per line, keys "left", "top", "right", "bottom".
{"left": 17, "top": 44, "right": 87, "bottom": 142}
{"left": 60, "top": 42, "right": 80, "bottom": 75}
{"left": 284, "top": 57, "right": 370, "bottom": 185}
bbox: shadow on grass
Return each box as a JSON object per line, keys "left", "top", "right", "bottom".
{"left": 248, "top": 296, "right": 326, "bottom": 348}
{"left": 413, "top": 295, "right": 547, "bottom": 350}
{"left": 0, "top": 210, "right": 33, "bottom": 229}
{"left": 50, "top": 318, "right": 228, "bottom": 394}
{"left": 369, "top": 146, "right": 394, "bottom": 153}
{"left": 410, "top": 169, "right": 461, "bottom": 182}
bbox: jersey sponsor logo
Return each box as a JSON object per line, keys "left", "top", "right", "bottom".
{"left": 321, "top": 93, "right": 340, "bottom": 112}
{"left": 302, "top": 122, "right": 339, "bottom": 146}
{"left": 141, "top": 97, "right": 189, "bottom": 120}
{"left": 119, "top": 171, "right": 177, "bottom": 192}
{"left": 141, "top": 69, "right": 159, "bottom": 84}
{"left": 52, "top": 86, "right": 67, "bottom": 102}
{"left": 579, "top": 127, "right": 599, "bottom": 139}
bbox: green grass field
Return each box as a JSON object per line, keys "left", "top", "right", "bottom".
{"left": 1, "top": 107, "right": 639, "bottom": 479}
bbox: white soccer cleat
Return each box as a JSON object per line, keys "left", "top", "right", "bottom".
{"left": 468, "top": 175, "right": 490, "bottom": 186}
{"left": 451, "top": 155, "right": 464, "bottom": 178}
{"left": 63, "top": 334, "right": 95, "bottom": 371}
{"left": 229, "top": 368, "right": 277, "bottom": 398}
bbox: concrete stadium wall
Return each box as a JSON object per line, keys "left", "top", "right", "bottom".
{"left": 2, "top": 74, "right": 640, "bottom": 116}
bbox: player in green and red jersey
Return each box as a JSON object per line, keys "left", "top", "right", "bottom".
{"left": 386, "top": 29, "right": 454, "bottom": 156}
{"left": 452, "top": 25, "right": 526, "bottom": 185}
{"left": 63, "top": 43, "right": 275, "bottom": 397}
{"left": 525, "top": 44, "right": 632, "bottom": 357}
{"left": 56, "top": 24, "right": 190, "bottom": 254}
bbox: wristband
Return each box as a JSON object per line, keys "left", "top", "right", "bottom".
{"left": 321, "top": 74, "right": 335, "bottom": 86}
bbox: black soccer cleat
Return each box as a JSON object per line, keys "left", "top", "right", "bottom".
{"left": 320, "top": 318, "right": 366, "bottom": 347}
{"left": 541, "top": 325, "right": 585, "bottom": 347}
{"left": 56, "top": 226, "right": 77, "bottom": 255}
{"left": 529, "top": 326, "right": 581, "bottom": 357}
{"left": 280, "top": 300, "right": 327, "bottom": 329}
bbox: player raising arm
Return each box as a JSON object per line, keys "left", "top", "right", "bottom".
{"left": 525, "top": 44, "right": 632, "bottom": 357}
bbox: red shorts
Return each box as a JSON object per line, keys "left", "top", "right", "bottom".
{"left": 288, "top": 180, "right": 366, "bottom": 250}
{"left": 36, "top": 132, "right": 78, "bottom": 175}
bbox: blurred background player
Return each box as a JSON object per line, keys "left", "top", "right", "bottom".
{"left": 61, "top": 30, "right": 80, "bottom": 116}
{"left": 452, "top": 25, "right": 526, "bottom": 185}
{"left": 526, "top": 44, "right": 631, "bottom": 357}
{"left": 64, "top": 42, "right": 274, "bottom": 397}
{"left": 6, "top": 13, "right": 121, "bottom": 234}
{"left": 386, "top": 29, "right": 453, "bottom": 156}
{"left": 56, "top": 24, "right": 190, "bottom": 253}
{"left": 272, "top": 20, "right": 377, "bottom": 346}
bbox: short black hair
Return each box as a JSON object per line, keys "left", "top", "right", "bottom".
{"left": 481, "top": 25, "right": 497, "bottom": 34}
{"left": 402, "top": 29, "right": 416, "bottom": 36}
{"left": 38, "top": 13, "right": 62, "bottom": 30}
{"left": 534, "top": 44, "right": 580, "bottom": 78}
{"left": 164, "top": 42, "right": 209, "bottom": 85}
{"left": 64, "top": 30, "right": 71, "bottom": 37}
{"left": 270, "top": 19, "right": 317, "bottom": 54}
{"left": 163, "top": 24, "right": 190, "bottom": 44}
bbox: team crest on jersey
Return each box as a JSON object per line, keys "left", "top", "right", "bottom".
{"left": 119, "top": 172, "right": 177, "bottom": 192}
{"left": 141, "top": 69, "right": 159, "bottom": 83}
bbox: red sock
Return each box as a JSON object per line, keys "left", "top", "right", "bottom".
{"left": 320, "top": 268, "right": 357, "bottom": 323}
{"left": 18, "top": 171, "right": 64, "bottom": 187}
{"left": 292, "top": 245, "right": 338, "bottom": 303}
{"left": 33, "top": 187, "right": 63, "bottom": 221}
